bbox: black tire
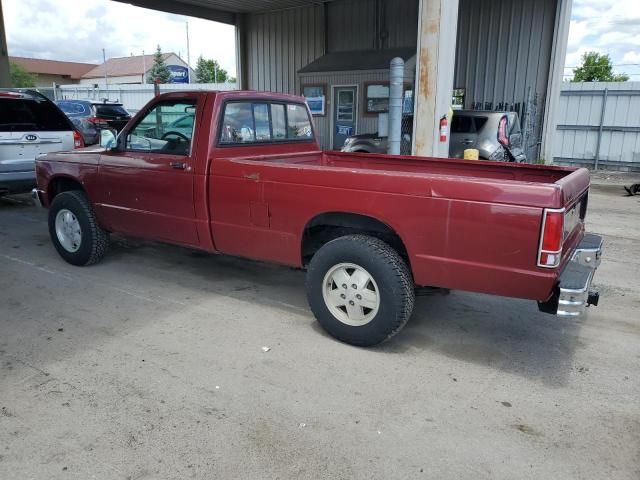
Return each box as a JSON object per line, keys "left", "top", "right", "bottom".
{"left": 306, "top": 235, "right": 415, "bottom": 347}
{"left": 48, "top": 190, "right": 109, "bottom": 266}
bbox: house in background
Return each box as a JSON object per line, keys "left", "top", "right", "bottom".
{"left": 9, "top": 56, "right": 96, "bottom": 87}
{"left": 80, "top": 53, "right": 194, "bottom": 86}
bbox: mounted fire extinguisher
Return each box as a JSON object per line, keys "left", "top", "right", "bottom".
{"left": 439, "top": 115, "right": 448, "bottom": 142}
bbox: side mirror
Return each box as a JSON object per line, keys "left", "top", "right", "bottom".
{"left": 100, "top": 129, "right": 117, "bottom": 150}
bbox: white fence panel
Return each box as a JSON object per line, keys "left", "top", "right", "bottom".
{"left": 55, "top": 82, "right": 238, "bottom": 113}
{"left": 554, "top": 82, "right": 640, "bottom": 171}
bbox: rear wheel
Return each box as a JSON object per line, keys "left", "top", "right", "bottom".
{"left": 48, "top": 191, "right": 108, "bottom": 266}
{"left": 306, "top": 235, "right": 415, "bottom": 346}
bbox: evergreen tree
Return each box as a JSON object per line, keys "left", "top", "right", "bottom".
{"left": 147, "top": 45, "right": 171, "bottom": 84}
{"left": 195, "top": 56, "right": 212, "bottom": 83}
{"left": 193, "top": 56, "right": 228, "bottom": 83}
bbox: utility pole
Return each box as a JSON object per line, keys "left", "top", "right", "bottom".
{"left": 0, "top": 0, "right": 10, "bottom": 87}
{"left": 142, "top": 49, "right": 146, "bottom": 84}
{"left": 102, "top": 48, "right": 108, "bottom": 87}
{"left": 186, "top": 21, "right": 191, "bottom": 83}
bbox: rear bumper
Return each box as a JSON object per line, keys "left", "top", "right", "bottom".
{"left": 0, "top": 171, "right": 36, "bottom": 195}
{"left": 538, "top": 233, "right": 603, "bottom": 317}
{"left": 32, "top": 188, "right": 45, "bottom": 208}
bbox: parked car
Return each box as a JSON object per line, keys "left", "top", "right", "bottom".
{"left": 56, "top": 100, "right": 131, "bottom": 145}
{"left": 342, "top": 110, "right": 527, "bottom": 162}
{"left": 33, "top": 90, "right": 601, "bottom": 347}
{"left": 0, "top": 89, "right": 83, "bottom": 196}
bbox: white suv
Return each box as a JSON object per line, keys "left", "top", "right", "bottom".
{"left": 0, "top": 89, "right": 83, "bottom": 196}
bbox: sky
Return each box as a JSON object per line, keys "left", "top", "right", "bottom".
{"left": 2, "top": 0, "right": 237, "bottom": 76}
{"left": 566, "top": 0, "right": 640, "bottom": 80}
{"left": 3, "top": 0, "right": 640, "bottom": 82}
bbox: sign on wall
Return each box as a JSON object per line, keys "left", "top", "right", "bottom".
{"left": 302, "top": 85, "right": 326, "bottom": 116}
{"left": 168, "top": 65, "right": 190, "bottom": 84}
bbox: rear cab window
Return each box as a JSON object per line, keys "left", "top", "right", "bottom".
{"left": 0, "top": 98, "right": 71, "bottom": 132}
{"left": 219, "top": 100, "right": 314, "bottom": 145}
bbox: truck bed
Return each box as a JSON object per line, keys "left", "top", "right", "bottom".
{"left": 218, "top": 150, "right": 590, "bottom": 210}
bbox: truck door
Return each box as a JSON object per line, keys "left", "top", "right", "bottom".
{"left": 96, "top": 99, "right": 200, "bottom": 246}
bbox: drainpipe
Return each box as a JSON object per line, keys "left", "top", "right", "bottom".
{"left": 388, "top": 57, "right": 404, "bottom": 155}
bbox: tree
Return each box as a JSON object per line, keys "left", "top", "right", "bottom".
{"left": 10, "top": 62, "right": 36, "bottom": 87}
{"left": 147, "top": 45, "right": 171, "bottom": 84}
{"left": 194, "top": 55, "right": 228, "bottom": 83}
{"left": 572, "top": 51, "right": 629, "bottom": 82}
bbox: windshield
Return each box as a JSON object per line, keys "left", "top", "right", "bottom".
{"left": 0, "top": 98, "right": 72, "bottom": 132}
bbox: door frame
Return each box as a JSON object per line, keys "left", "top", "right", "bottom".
{"left": 330, "top": 84, "right": 359, "bottom": 150}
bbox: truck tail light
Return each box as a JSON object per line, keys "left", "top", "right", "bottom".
{"left": 73, "top": 130, "right": 84, "bottom": 149}
{"left": 498, "top": 115, "right": 509, "bottom": 146}
{"left": 538, "top": 208, "right": 564, "bottom": 268}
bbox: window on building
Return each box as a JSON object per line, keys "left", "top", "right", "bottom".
{"left": 452, "top": 88, "right": 466, "bottom": 109}
{"left": 365, "top": 84, "right": 390, "bottom": 113}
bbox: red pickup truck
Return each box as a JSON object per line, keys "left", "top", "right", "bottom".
{"left": 33, "top": 91, "right": 602, "bottom": 346}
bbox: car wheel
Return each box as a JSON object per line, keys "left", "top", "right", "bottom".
{"left": 48, "top": 190, "right": 109, "bottom": 266}
{"left": 306, "top": 234, "right": 415, "bottom": 346}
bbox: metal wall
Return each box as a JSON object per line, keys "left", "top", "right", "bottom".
{"left": 454, "top": 0, "right": 557, "bottom": 160}
{"left": 245, "top": 5, "right": 325, "bottom": 93}
{"left": 245, "top": 0, "right": 419, "bottom": 94}
{"left": 553, "top": 82, "right": 640, "bottom": 171}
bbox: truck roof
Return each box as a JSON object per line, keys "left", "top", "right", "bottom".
{"left": 153, "top": 90, "right": 307, "bottom": 104}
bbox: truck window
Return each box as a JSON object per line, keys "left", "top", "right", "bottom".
{"left": 287, "top": 104, "right": 313, "bottom": 139}
{"left": 126, "top": 100, "right": 196, "bottom": 155}
{"left": 219, "top": 101, "right": 313, "bottom": 145}
{"left": 271, "top": 104, "right": 286, "bottom": 139}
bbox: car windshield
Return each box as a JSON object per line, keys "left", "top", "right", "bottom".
{"left": 0, "top": 98, "right": 71, "bottom": 132}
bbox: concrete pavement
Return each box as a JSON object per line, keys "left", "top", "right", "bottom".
{"left": 0, "top": 186, "right": 638, "bottom": 480}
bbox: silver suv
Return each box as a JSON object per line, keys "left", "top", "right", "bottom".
{"left": 0, "top": 90, "right": 81, "bottom": 196}
{"left": 341, "top": 110, "right": 527, "bottom": 163}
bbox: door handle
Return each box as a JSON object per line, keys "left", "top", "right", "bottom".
{"left": 462, "top": 139, "right": 475, "bottom": 145}
{"left": 170, "top": 161, "right": 186, "bottom": 170}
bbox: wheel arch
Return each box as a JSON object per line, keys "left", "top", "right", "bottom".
{"left": 47, "top": 175, "right": 85, "bottom": 204}
{"left": 301, "top": 211, "right": 410, "bottom": 268}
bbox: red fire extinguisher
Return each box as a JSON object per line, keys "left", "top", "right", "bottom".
{"left": 439, "top": 115, "right": 448, "bottom": 143}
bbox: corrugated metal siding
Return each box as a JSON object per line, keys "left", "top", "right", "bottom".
{"left": 385, "top": 0, "right": 419, "bottom": 49}
{"left": 553, "top": 82, "right": 640, "bottom": 171}
{"left": 455, "top": 0, "right": 557, "bottom": 160}
{"left": 327, "top": 0, "right": 418, "bottom": 52}
{"left": 327, "top": 0, "right": 377, "bottom": 51}
{"left": 246, "top": 5, "right": 325, "bottom": 93}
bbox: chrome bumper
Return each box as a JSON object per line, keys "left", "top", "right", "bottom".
{"left": 31, "top": 188, "right": 44, "bottom": 208}
{"left": 538, "top": 233, "right": 603, "bottom": 318}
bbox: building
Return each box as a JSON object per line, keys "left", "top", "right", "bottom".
{"left": 8, "top": 56, "right": 97, "bottom": 87}
{"left": 0, "top": 0, "right": 571, "bottom": 162}
{"left": 80, "top": 53, "right": 194, "bottom": 86}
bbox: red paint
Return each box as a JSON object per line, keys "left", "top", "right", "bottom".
{"left": 36, "top": 91, "right": 592, "bottom": 302}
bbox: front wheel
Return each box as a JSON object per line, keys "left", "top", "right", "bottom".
{"left": 48, "top": 190, "right": 109, "bottom": 266}
{"left": 306, "top": 235, "right": 415, "bottom": 346}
